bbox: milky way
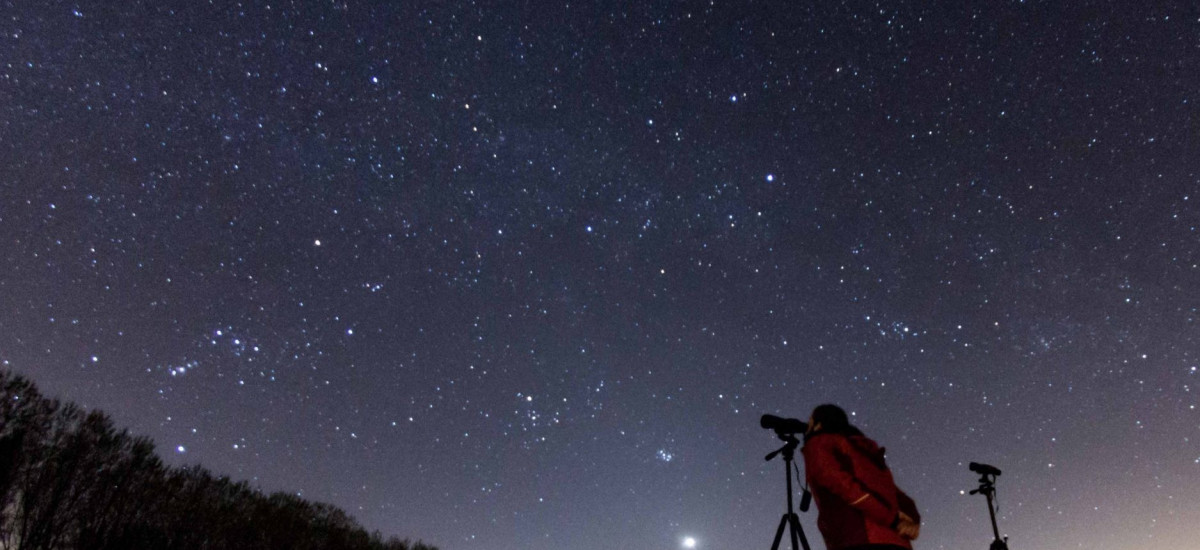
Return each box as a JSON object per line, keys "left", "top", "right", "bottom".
{"left": 2, "top": 3, "right": 1198, "bottom": 549}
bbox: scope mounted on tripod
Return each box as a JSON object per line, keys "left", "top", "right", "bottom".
{"left": 967, "top": 461, "right": 1009, "bottom": 550}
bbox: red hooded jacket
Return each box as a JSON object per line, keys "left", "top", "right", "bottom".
{"left": 801, "top": 432, "right": 920, "bottom": 550}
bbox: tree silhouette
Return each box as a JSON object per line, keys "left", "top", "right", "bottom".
{"left": 0, "top": 369, "right": 436, "bottom": 550}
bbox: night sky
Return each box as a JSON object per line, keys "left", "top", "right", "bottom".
{"left": 2, "top": 2, "right": 1198, "bottom": 549}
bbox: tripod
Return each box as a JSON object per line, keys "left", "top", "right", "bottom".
{"left": 968, "top": 471, "right": 1009, "bottom": 550}
{"left": 764, "top": 434, "right": 811, "bottom": 550}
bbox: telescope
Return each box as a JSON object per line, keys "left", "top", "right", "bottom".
{"left": 969, "top": 462, "right": 1001, "bottom": 476}
{"left": 760, "top": 414, "right": 808, "bottom": 435}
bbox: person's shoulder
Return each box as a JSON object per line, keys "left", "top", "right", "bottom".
{"left": 846, "top": 434, "right": 882, "bottom": 450}
{"left": 802, "top": 432, "right": 847, "bottom": 450}
{"left": 845, "top": 434, "right": 888, "bottom": 462}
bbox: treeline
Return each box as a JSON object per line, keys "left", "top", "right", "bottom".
{"left": 0, "top": 370, "right": 435, "bottom": 550}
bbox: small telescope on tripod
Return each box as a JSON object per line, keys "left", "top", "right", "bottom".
{"left": 759, "top": 414, "right": 813, "bottom": 550}
{"left": 967, "top": 461, "right": 1010, "bottom": 550}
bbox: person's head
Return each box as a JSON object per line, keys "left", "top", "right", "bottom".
{"left": 806, "top": 404, "right": 855, "bottom": 437}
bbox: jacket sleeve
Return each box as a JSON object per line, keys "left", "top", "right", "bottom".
{"left": 803, "top": 435, "right": 897, "bottom": 526}
{"left": 897, "top": 489, "right": 920, "bottom": 523}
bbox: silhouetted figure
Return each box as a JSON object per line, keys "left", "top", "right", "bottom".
{"left": 802, "top": 404, "right": 920, "bottom": 550}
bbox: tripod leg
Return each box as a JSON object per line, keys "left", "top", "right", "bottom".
{"left": 788, "top": 513, "right": 811, "bottom": 550}
{"left": 770, "top": 514, "right": 789, "bottom": 550}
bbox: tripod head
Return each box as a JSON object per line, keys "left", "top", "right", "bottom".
{"left": 764, "top": 433, "right": 800, "bottom": 462}
{"left": 968, "top": 472, "right": 997, "bottom": 495}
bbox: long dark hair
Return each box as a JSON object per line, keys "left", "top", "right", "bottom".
{"left": 809, "top": 404, "right": 888, "bottom": 468}
{"left": 809, "top": 404, "right": 864, "bottom": 438}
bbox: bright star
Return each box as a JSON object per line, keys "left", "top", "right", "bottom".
{"left": 683, "top": 536, "right": 697, "bottom": 548}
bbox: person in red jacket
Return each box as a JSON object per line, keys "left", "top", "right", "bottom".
{"left": 801, "top": 404, "right": 920, "bottom": 550}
